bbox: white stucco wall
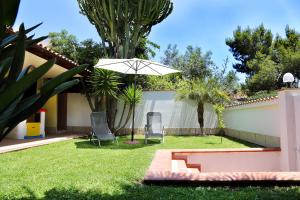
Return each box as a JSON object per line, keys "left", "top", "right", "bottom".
{"left": 67, "top": 91, "right": 218, "bottom": 129}
{"left": 224, "top": 100, "right": 280, "bottom": 137}
{"left": 116, "top": 91, "right": 217, "bottom": 129}
{"left": 67, "top": 93, "right": 91, "bottom": 127}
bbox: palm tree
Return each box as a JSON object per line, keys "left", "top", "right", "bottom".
{"left": 177, "top": 78, "right": 229, "bottom": 135}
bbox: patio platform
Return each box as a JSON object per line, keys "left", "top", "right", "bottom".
{"left": 0, "top": 132, "right": 86, "bottom": 154}
{"left": 144, "top": 149, "right": 300, "bottom": 186}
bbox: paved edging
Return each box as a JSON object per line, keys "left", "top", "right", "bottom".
{"left": 0, "top": 136, "right": 74, "bottom": 154}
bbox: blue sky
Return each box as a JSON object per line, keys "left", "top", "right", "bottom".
{"left": 14, "top": 0, "right": 300, "bottom": 82}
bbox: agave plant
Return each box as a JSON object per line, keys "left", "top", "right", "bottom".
{"left": 0, "top": 0, "right": 87, "bottom": 141}
{"left": 115, "top": 84, "right": 143, "bottom": 133}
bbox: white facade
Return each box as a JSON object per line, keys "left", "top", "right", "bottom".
{"left": 67, "top": 93, "right": 92, "bottom": 127}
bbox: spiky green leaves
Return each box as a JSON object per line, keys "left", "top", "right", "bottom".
{"left": 120, "top": 84, "right": 142, "bottom": 105}
{"left": 0, "top": 0, "right": 88, "bottom": 141}
{"left": 0, "top": 0, "right": 20, "bottom": 38}
{"left": 88, "top": 68, "right": 120, "bottom": 98}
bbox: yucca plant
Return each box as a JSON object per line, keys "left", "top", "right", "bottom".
{"left": 115, "top": 84, "right": 143, "bottom": 133}
{"left": 0, "top": 0, "right": 87, "bottom": 141}
{"left": 85, "top": 68, "right": 120, "bottom": 111}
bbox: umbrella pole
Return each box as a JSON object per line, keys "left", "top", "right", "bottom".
{"left": 131, "top": 74, "right": 136, "bottom": 141}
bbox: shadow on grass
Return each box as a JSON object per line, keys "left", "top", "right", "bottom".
{"left": 74, "top": 138, "right": 159, "bottom": 150}
{"left": 219, "top": 135, "right": 262, "bottom": 148}
{"left": 13, "top": 183, "right": 300, "bottom": 200}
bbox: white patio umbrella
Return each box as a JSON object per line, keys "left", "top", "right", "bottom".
{"left": 94, "top": 58, "right": 180, "bottom": 142}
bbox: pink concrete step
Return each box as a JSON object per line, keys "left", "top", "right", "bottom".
{"left": 172, "top": 160, "right": 201, "bottom": 173}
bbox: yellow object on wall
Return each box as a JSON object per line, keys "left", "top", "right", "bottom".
{"left": 27, "top": 123, "right": 41, "bottom": 136}
{"left": 43, "top": 95, "right": 57, "bottom": 130}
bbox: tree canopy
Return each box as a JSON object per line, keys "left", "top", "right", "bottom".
{"left": 226, "top": 24, "right": 273, "bottom": 75}
{"left": 48, "top": 29, "right": 104, "bottom": 67}
{"left": 48, "top": 30, "right": 79, "bottom": 60}
{"left": 160, "top": 45, "right": 214, "bottom": 80}
{"left": 227, "top": 25, "right": 300, "bottom": 94}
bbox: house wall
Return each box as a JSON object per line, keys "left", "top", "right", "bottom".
{"left": 67, "top": 93, "right": 92, "bottom": 132}
{"left": 224, "top": 100, "right": 280, "bottom": 147}
{"left": 66, "top": 91, "right": 218, "bottom": 134}
{"left": 43, "top": 95, "right": 58, "bottom": 133}
{"left": 7, "top": 50, "right": 79, "bottom": 139}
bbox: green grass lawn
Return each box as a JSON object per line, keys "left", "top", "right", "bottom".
{"left": 0, "top": 135, "right": 299, "bottom": 200}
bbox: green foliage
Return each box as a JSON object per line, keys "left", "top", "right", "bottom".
{"left": 77, "top": 0, "right": 173, "bottom": 58}
{"left": 116, "top": 85, "right": 143, "bottom": 133}
{"left": 274, "top": 26, "right": 300, "bottom": 53}
{"left": 226, "top": 24, "right": 273, "bottom": 75}
{"left": 135, "top": 37, "right": 160, "bottom": 59}
{"left": 0, "top": 1, "right": 87, "bottom": 141}
{"left": 89, "top": 69, "right": 120, "bottom": 98}
{"left": 76, "top": 39, "right": 105, "bottom": 67}
{"left": 83, "top": 68, "right": 120, "bottom": 112}
{"left": 0, "top": 0, "right": 20, "bottom": 37}
{"left": 145, "top": 74, "right": 181, "bottom": 91}
{"left": 161, "top": 44, "right": 179, "bottom": 66}
{"left": 177, "top": 78, "right": 229, "bottom": 132}
{"left": 213, "top": 104, "right": 225, "bottom": 129}
{"left": 48, "top": 29, "right": 78, "bottom": 60}
{"left": 177, "top": 79, "right": 230, "bottom": 105}
{"left": 244, "top": 53, "right": 280, "bottom": 94}
{"left": 213, "top": 57, "right": 240, "bottom": 95}
{"left": 280, "top": 50, "right": 300, "bottom": 80}
{"left": 49, "top": 30, "right": 104, "bottom": 67}
{"left": 0, "top": 136, "right": 267, "bottom": 199}
{"left": 246, "top": 90, "right": 278, "bottom": 100}
{"left": 175, "top": 45, "right": 213, "bottom": 80}
{"left": 148, "top": 46, "right": 238, "bottom": 94}
{"left": 120, "top": 84, "right": 142, "bottom": 105}
{"left": 228, "top": 24, "right": 300, "bottom": 93}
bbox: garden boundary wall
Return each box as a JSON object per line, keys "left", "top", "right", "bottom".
{"left": 224, "top": 97, "right": 280, "bottom": 147}
{"left": 66, "top": 91, "right": 218, "bottom": 135}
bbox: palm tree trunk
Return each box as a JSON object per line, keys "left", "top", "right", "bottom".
{"left": 197, "top": 102, "right": 204, "bottom": 135}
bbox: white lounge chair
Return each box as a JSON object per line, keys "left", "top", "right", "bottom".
{"left": 144, "top": 112, "right": 165, "bottom": 144}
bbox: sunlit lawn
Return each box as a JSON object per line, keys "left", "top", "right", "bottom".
{"left": 0, "top": 135, "right": 299, "bottom": 200}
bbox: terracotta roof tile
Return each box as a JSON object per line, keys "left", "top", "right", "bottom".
{"left": 226, "top": 95, "right": 278, "bottom": 108}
